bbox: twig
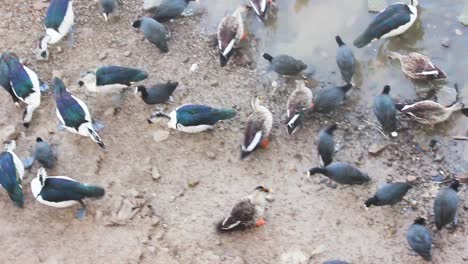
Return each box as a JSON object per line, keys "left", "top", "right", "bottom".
{"left": 453, "top": 136, "right": 468, "bottom": 141}
{"left": 362, "top": 120, "right": 389, "bottom": 139}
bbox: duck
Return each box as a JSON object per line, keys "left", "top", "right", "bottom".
{"left": 406, "top": 217, "right": 432, "bottom": 261}
{"left": 217, "top": 5, "right": 251, "bottom": 67}
{"left": 263, "top": 53, "right": 307, "bottom": 76}
{"left": 388, "top": 51, "right": 447, "bottom": 80}
{"left": 365, "top": 182, "right": 412, "bottom": 208}
{"left": 241, "top": 96, "right": 273, "bottom": 159}
{"left": 307, "top": 162, "right": 370, "bottom": 185}
{"left": 374, "top": 85, "right": 397, "bottom": 137}
{"left": 0, "top": 140, "right": 24, "bottom": 208}
{"left": 335, "top": 36, "right": 356, "bottom": 84}
{"left": 250, "top": 0, "right": 273, "bottom": 22}
{"left": 148, "top": 104, "right": 236, "bottom": 133}
{"left": 5, "top": 54, "right": 42, "bottom": 128}
{"left": 285, "top": 81, "right": 313, "bottom": 135}
{"left": 395, "top": 100, "right": 468, "bottom": 127}
{"left": 434, "top": 179, "right": 460, "bottom": 230}
{"left": 0, "top": 52, "right": 20, "bottom": 104}
{"left": 35, "top": 138, "right": 56, "bottom": 169}
{"left": 31, "top": 168, "right": 105, "bottom": 219}
{"left": 133, "top": 17, "right": 170, "bottom": 53}
{"left": 53, "top": 77, "right": 105, "bottom": 148}
{"left": 37, "top": 0, "right": 74, "bottom": 60}
{"left": 217, "top": 186, "right": 272, "bottom": 232}
{"left": 99, "top": 0, "right": 117, "bottom": 22}
{"left": 313, "top": 83, "right": 353, "bottom": 113}
{"left": 135, "top": 81, "right": 178, "bottom": 105}
{"left": 149, "top": 0, "right": 198, "bottom": 22}
{"left": 317, "top": 124, "right": 337, "bottom": 167}
{"left": 78, "top": 66, "right": 148, "bottom": 93}
{"left": 354, "top": 0, "right": 419, "bottom": 48}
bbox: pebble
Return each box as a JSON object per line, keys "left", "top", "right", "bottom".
{"left": 455, "top": 29, "right": 463, "bottom": 36}
{"left": 153, "top": 130, "right": 170, "bottom": 142}
{"left": 210, "top": 80, "right": 219, "bottom": 87}
{"left": 151, "top": 216, "right": 160, "bottom": 226}
{"left": 368, "top": 143, "right": 388, "bottom": 155}
{"left": 124, "top": 51, "right": 131, "bottom": 57}
{"left": 441, "top": 38, "right": 450, "bottom": 48}
{"left": 407, "top": 175, "right": 418, "bottom": 183}
{"left": 206, "top": 151, "right": 216, "bottom": 159}
{"left": 99, "top": 52, "right": 108, "bottom": 61}
{"left": 56, "top": 46, "right": 64, "bottom": 54}
{"left": 188, "top": 180, "right": 200, "bottom": 188}
{"left": 190, "top": 63, "right": 198, "bottom": 72}
{"left": 152, "top": 166, "right": 161, "bottom": 181}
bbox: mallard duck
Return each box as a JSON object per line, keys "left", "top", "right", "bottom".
{"left": 79, "top": 66, "right": 148, "bottom": 93}
{"left": 241, "top": 96, "right": 273, "bottom": 159}
{"left": 354, "top": 1, "right": 418, "bottom": 48}
{"left": 99, "top": 0, "right": 117, "bottom": 22}
{"left": 217, "top": 186, "right": 272, "bottom": 232}
{"left": 285, "top": 81, "right": 313, "bottom": 135}
{"left": 388, "top": 51, "right": 447, "bottom": 80}
{"left": 307, "top": 162, "right": 370, "bottom": 185}
{"left": 395, "top": 100, "right": 467, "bottom": 126}
{"left": 0, "top": 141, "right": 24, "bottom": 208}
{"left": 5, "top": 54, "right": 42, "bottom": 128}
{"left": 250, "top": 0, "right": 274, "bottom": 22}
{"left": 365, "top": 182, "right": 412, "bottom": 208}
{"left": 149, "top": 0, "right": 198, "bottom": 22}
{"left": 148, "top": 104, "right": 236, "bottom": 133}
{"left": 335, "top": 35, "right": 356, "bottom": 84}
{"left": 53, "top": 77, "right": 105, "bottom": 148}
{"left": 406, "top": 218, "right": 432, "bottom": 261}
{"left": 133, "top": 17, "right": 170, "bottom": 53}
{"left": 135, "top": 81, "right": 178, "bottom": 105}
{"left": 374, "top": 85, "right": 397, "bottom": 136}
{"left": 263, "top": 53, "right": 307, "bottom": 76}
{"left": 313, "top": 83, "right": 353, "bottom": 113}
{"left": 0, "top": 52, "right": 20, "bottom": 104}
{"left": 434, "top": 179, "right": 459, "bottom": 230}
{"left": 37, "top": 0, "right": 74, "bottom": 60}
{"left": 317, "top": 124, "right": 337, "bottom": 167}
{"left": 31, "top": 168, "right": 105, "bottom": 219}
{"left": 217, "top": 5, "right": 251, "bottom": 67}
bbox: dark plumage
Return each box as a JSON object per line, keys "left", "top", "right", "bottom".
{"left": 96, "top": 66, "right": 148, "bottom": 87}
{"left": 374, "top": 85, "right": 397, "bottom": 135}
{"left": 335, "top": 36, "right": 355, "bottom": 83}
{"left": 307, "top": 162, "right": 370, "bottom": 185}
{"left": 175, "top": 105, "right": 236, "bottom": 127}
{"left": 45, "top": 0, "right": 70, "bottom": 31}
{"left": 317, "top": 124, "right": 337, "bottom": 167}
{"left": 99, "top": 0, "right": 117, "bottom": 22}
{"left": 0, "top": 151, "right": 23, "bottom": 208}
{"left": 0, "top": 52, "right": 20, "bottom": 103}
{"left": 34, "top": 137, "right": 55, "bottom": 169}
{"left": 133, "top": 17, "right": 169, "bottom": 53}
{"left": 135, "top": 81, "right": 178, "bottom": 105}
{"left": 365, "top": 182, "right": 412, "bottom": 207}
{"left": 407, "top": 218, "right": 432, "bottom": 261}
{"left": 149, "top": 0, "right": 197, "bottom": 22}
{"left": 354, "top": 2, "right": 418, "bottom": 48}
{"left": 434, "top": 180, "right": 460, "bottom": 230}
{"left": 263, "top": 53, "right": 307, "bottom": 76}
{"left": 313, "top": 83, "right": 353, "bottom": 113}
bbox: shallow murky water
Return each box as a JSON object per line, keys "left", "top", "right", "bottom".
{"left": 199, "top": 0, "right": 468, "bottom": 168}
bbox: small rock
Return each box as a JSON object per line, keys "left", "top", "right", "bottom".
{"left": 124, "top": 51, "right": 131, "bottom": 57}
{"left": 153, "top": 130, "right": 170, "bottom": 142}
{"left": 280, "top": 250, "right": 308, "bottom": 264}
{"left": 210, "top": 80, "right": 219, "bottom": 87}
{"left": 231, "top": 256, "right": 245, "bottom": 264}
{"left": 459, "top": 5, "right": 468, "bottom": 26}
{"left": 56, "top": 46, "right": 64, "bottom": 53}
{"left": 367, "top": 0, "right": 386, "bottom": 13}
{"left": 206, "top": 151, "right": 216, "bottom": 159}
{"left": 188, "top": 180, "right": 200, "bottom": 188}
{"left": 190, "top": 63, "right": 198, "bottom": 72}
{"left": 441, "top": 37, "right": 450, "bottom": 48}
{"left": 152, "top": 166, "right": 161, "bottom": 181}
{"left": 434, "top": 153, "right": 444, "bottom": 162}
{"left": 33, "top": 1, "right": 49, "bottom": 10}
{"left": 151, "top": 216, "right": 160, "bottom": 226}
{"left": 455, "top": 29, "right": 463, "bottom": 36}
{"left": 99, "top": 52, "right": 108, "bottom": 61}
{"left": 368, "top": 143, "right": 388, "bottom": 155}
{"left": 407, "top": 175, "right": 418, "bottom": 183}
{"left": 52, "top": 69, "right": 64, "bottom": 79}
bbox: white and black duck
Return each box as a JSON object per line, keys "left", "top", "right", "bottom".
{"left": 37, "top": 0, "right": 74, "bottom": 60}
{"left": 135, "top": 81, "right": 178, "bottom": 105}
{"left": 263, "top": 53, "right": 307, "bottom": 76}
{"left": 388, "top": 51, "right": 447, "bottom": 80}
{"left": 365, "top": 182, "right": 412, "bottom": 208}
{"left": 313, "top": 83, "right": 353, "bottom": 113}
{"left": 133, "top": 17, "right": 170, "bottom": 53}
{"left": 335, "top": 35, "right": 356, "bottom": 84}
{"left": 99, "top": 0, "right": 117, "bottom": 22}
{"left": 148, "top": 104, "right": 236, "bottom": 133}
{"left": 217, "top": 186, "right": 272, "bottom": 232}
{"left": 217, "top": 5, "right": 250, "bottom": 67}
{"left": 0, "top": 141, "right": 24, "bottom": 208}
{"left": 354, "top": 1, "right": 419, "bottom": 48}
{"left": 317, "top": 124, "right": 337, "bottom": 167}
{"left": 307, "top": 162, "right": 370, "bottom": 185}
{"left": 241, "top": 96, "right": 273, "bottom": 159}
{"left": 374, "top": 85, "right": 397, "bottom": 137}
{"left": 285, "top": 81, "right": 313, "bottom": 135}
{"left": 0, "top": 52, "right": 20, "bottom": 104}
{"left": 79, "top": 66, "right": 148, "bottom": 93}
{"left": 434, "top": 179, "right": 460, "bottom": 230}
{"left": 31, "top": 168, "right": 105, "bottom": 219}
{"left": 149, "top": 0, "right": 198, "bottom": 22}
{"left": 395, "top": 100, "right": 468, "bottom": 127}
{"left": 406, "top": 217, "right": 432, "bottom": 261}
{"left": 53, "top": 77, "right": 105, "bottom": 148}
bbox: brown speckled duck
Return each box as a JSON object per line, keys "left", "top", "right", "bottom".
{"left": 217, "top": 186, "right": 272, "bottom": 232}
{"left": 395, "top": 101, "right": 468, "bottom": 127}
{"left": 241, "top": 96, "right": 273, "bottom": 159}
{"left": 388, "top": 51, "right": 447, "bottom": 80}
{"left": 286, "top": 81, "right": 313, "bottom": 135}
{"left": 217, "top": 5, "right": 251, "bottom": 67}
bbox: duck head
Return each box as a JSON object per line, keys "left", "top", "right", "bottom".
{"left": 78, "top": 71, "right": 97, "bottom": 92}
{"left": 37, "top": 36, "right": 50, "bottom": 60}
{"left": 4, "top": 140, "right": 16, "bottom": 152}
{"left": 414, "top": 217, "right": 426, "bottom": 225}
{"left": 410, "top": 0, "right": 419, "bottom": 7}
{"left": 36, "top": 167, "right": 48, "bottom": 187}
{"left": 135, "top": 85, "right": 146, "bottom": 94}
{"left": 254, "top": 186, "right": 272, "bottom": 193}
{"left": 449, "top": 179, "right": 460, "bottom": 192}
{"left": 251, "top": 96, "right": 265, "bottom": 111}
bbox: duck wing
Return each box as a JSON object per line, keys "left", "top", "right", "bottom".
{"left": 219, "top": 200, "right": 256, "bottom": 231}
{"left": 406, "top": 53, "right": 446, "bottom": 79}
{"left": 45, "top": 0, "right": 69, "bottom": 31}
{"left": 217, "top": 16, "right": 239, "bottom": 56}
{"left": 96, "top": 66, "right": 148, "bottom": 86}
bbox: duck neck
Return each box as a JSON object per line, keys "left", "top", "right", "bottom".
{"left": 448, "top": 102, "right": 464, "bottom": 112}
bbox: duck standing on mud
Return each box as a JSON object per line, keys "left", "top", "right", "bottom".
{"left": 307, "top": 162, "right": 370, "bottom": 185}
{"left": 354, "top": 0, "right": 419, "bottom": 48}
{"left": 335, "top": 35, "right": 356, "bottom": 84}
{"left": 365, "top": 182, "right": 412, "bottom": 208}
{"left": 217, "top": 186, "right": 272, "bottom": 232}
{"left": 133, "top": 17, "right": 170, "bottom": 53}
{"left": 285, "top": 81, "right": 313, "bottom": 135}
{"left": 263, "top": 53, "right": 307, "bottom": 77}
{"left": 149, "top": 0, "right": 199, "bottom": 22}
{"left": 241, "top": 96, "right": 273, "bottom": 159}
{"left": 78, "top": 66, "right": 148, "bottom": 93}
{"left": 406, "top": 217, "right": 432, "bottom": 261}
{"left": 99, "top": 0, "right": 117, "bottom": 22}
{"left": 0, "top": 140, "right": 25, "bottom": 208}
{"left": 317, "top": 124, "right": 337, "bottom": 167}
{"left": 135, "top": 81, "right": 178, "bottom": 105}
{"left": 373, "top": 85, "right": 398, "bottom": 137}
{"left": 313, "top": 83, "right": 353, "bottom": 113}
{"left": 434, "top": 179, "right": 460, "bottom": 230}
